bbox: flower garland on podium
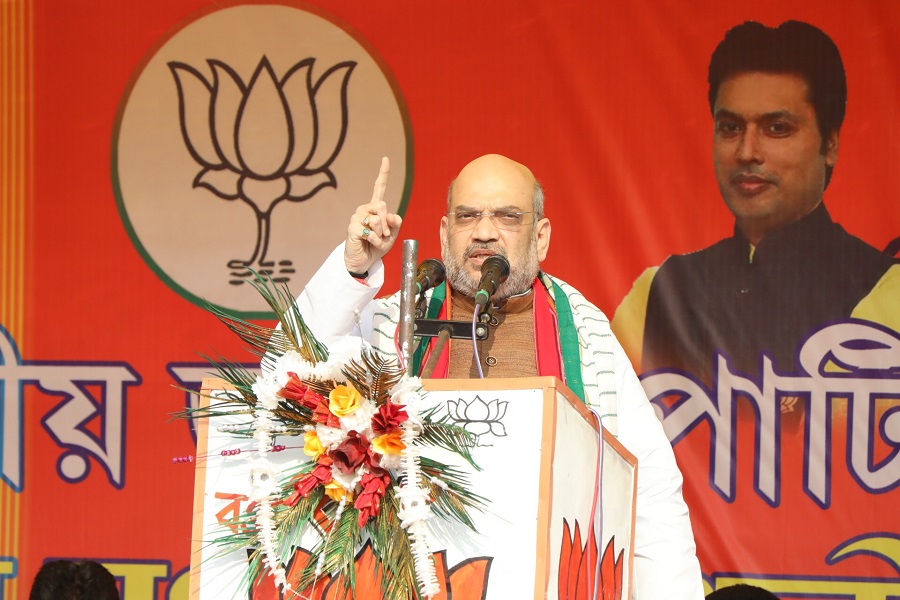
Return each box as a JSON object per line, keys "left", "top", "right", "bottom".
{"left": 185, "top": 275, "right": 484, "bottom": 600}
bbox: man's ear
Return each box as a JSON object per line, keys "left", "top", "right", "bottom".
{"left": 536, "top": 218, "right": 551, "bottom": 262}
{"left": 824, "top": 129, "right": 839, "bottom": 166}
{"left": 439, "top": 216, "right": 448, "bottom": 259}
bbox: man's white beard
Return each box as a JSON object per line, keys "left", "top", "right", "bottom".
{"left": 443, "top": 239, "right": 540, "bottom": 300}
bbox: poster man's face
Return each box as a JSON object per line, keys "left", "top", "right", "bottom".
{"left": 712, "top": 71, "right": 839, "bottom": 245}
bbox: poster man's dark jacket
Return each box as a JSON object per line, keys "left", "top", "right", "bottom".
{"left": 643, "top": 203, "right": 898, "bottom": 382}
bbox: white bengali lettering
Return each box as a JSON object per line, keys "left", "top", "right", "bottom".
{"left": 642, "top": 321, "right": 900, "bottom": 506}
{"left": 0, "top": 326, "right": 140, "bottom": 491}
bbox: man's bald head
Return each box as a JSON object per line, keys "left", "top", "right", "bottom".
{"left": 448, "top": 154, "right": 544, "bottom": 218}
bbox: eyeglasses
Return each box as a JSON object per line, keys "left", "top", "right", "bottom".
{"left": 446, "top": 209, "right": 534, "bottom": 231}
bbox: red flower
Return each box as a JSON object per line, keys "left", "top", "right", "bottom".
{"left": 330, "top": 431, "right": 369, "bottom": 475}
{"left": 371, "top": 402, "right": 408, "bottom": 435}
{"left": 353, "top": 471, "right": 391, "bottom": 527}
{"left": 278, "top": 373, "right": 326, "bottom": 410}
{"left": 312, "top": 400, "right": 341, "bottom": 428}
{"left": 286, "top": 460, "right": 333, "bottom": 506}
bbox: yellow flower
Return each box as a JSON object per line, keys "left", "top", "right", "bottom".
{"left": 372, "top": 430, "right": 406, "bottom": 456}
{"left": 324, "top": 480, "right": 354, "bottom": 502}
{"left": 329, "top": 384, "right": 362, "bottom": 417}
{"left": 303, "top": 431, "right": 325, "bottom": 461}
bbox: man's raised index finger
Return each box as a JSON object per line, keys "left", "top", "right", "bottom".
{"left": 372, "top": 156, "right": 391, "bottom": 236}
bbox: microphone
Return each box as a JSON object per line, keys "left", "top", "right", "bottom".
{"left": 415, "top": 258, "right": 446, "bottom": 293}
{"left": 473, "top": 255, "right": 509, "bottom": 315}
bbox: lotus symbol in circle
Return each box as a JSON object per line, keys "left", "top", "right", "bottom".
{"left": 169, "top": 55, "right": 355, "bottom": 284}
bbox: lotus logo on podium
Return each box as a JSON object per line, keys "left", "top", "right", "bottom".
{"left": 113, "top": 4, "right": 410, "bottom": 316}
{"left": 446, "top": 395, "right": 509, "bottom": 444}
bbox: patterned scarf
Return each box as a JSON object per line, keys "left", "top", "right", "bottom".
{"left": 409, "top": 275, "right": 586, "bottom": 403}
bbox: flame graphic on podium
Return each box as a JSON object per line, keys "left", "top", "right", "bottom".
{"left": 559, "top": 520, "right": 624, "bottom": 600}
{"left": 251, "top": 543, "right": 491, "bottom": 599}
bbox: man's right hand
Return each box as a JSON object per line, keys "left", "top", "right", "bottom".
{"left": 343, "top": 157, "right": 403, "bottom": 276}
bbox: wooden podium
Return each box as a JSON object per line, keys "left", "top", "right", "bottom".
{"left": 189, "top": 376, "right": 637, "bottom": 599}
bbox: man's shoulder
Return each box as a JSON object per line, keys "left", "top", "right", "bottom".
{"left": 544, "top": 272, "right": 581, "bottom": 293}
{"left": 541, "top": 273, "right": 609, "bottom": 321}
{"left": 652, "top": 236, "right": 738, "bottom": 284}
{"left": 543, "top": 272, "right": 587, "bottom": 302}
{"left": 684, "top": 235, "right": 735, "bottom": 256}
{"left": 831, "top": 222, "right": 899, "bottom": 266}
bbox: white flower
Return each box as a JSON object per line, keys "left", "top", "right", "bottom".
{"left": 252, "top": 376, "right": 281, "bottom": 410}
{"left": 396, "top": 394, "right": 424, "bottom": 433}
{"left": 379, "top": 453, "right": 401, "bottom": 471}
{"left": 338, "top": 398, "right": 377, "bottom": 435}
{"left": 289, "top": 336, "right": 361, "bottom": 381}
{"left": 306, "top": 360, "right": 342, "bottom": 381}
{"left": 252, "top": 409, "right": 275, "bottom": 452}
{"left": 277, "top": 350, "right": 316, "bottom": 381}
{"left": 390, "top": 383, "right": 424, "bottom": 422}
{"left": 394, "top": 417, "right": 438, "bottom": 595}
{"left": 327, "top": 337, "right": 364, "bottom": 366}
{"left": 254, "top": 426, "right": 273, "bottom": 445}
{"left": 315, "top": 425, "right": 345, "bottom": 451}
{"left": 330, "top": 466, "right": 360, "bottom": 490}
{"left": 390, "top": 376, "right": 422, "bottom": 399}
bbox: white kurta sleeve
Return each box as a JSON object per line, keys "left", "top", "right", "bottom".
{"left": 613, "top": 340, "right": 704, "bottom": 599}
{"left": 294, "top": 243, "right": 386, "bottom": 347}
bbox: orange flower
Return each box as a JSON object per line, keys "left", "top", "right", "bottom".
{"left": 328, "top": 384, "right": 362, "bottom": 417}
{"left": 323, "top": 480, "right": 353, "bottom": 503}
{"left": 303, "top": 431, "right": 325, "bottom": 461}
{"left": 371, "top": 430, "right": 405, "bottom": 456}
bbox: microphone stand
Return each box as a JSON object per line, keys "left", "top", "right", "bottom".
{"left": 420, "top": 297, "right": 496, "bottom": 378}
{"left": 398, "top": 240, "right": 418, "bottom": 376}
{"left": 416, "top": 312, "right": 491, "bottom": 378}
{"left": 401, "top": 248, "right": 498, "bottom": 378}
{"left": 420, "top": 326, "right": 452, "bottom": 378}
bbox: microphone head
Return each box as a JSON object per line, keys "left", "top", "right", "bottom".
{"left": 474, "top": 254, "right": 510, "bottom": 313}
{"left": 481, "top": 254, "right": 510, "bottom": 281}
{"left": 416, "top": 258, "right": 446, "bottom": 292}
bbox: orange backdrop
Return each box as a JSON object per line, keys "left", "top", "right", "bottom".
{"left": 2, "top": 1, "right": 899, "bottom": 598}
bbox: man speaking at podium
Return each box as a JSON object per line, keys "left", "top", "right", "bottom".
{"left": 292, "top": 153, "right": 703, "bottom": 597}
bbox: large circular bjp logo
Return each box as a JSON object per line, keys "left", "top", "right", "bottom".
{"left": 113, "top": 2, "right": 411, "bottom": 317}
